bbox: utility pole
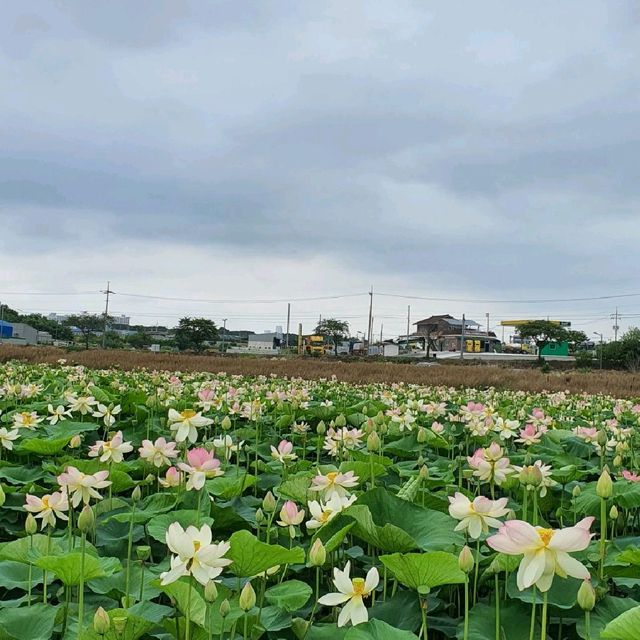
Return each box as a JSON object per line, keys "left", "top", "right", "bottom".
{"left": 612, "top": 307, "right": 620, "bottom": 342}
{"left": 380, "top": 323, "right": 383, "bottom": 343}
{"left": 221, "top": 318, "right": 227, "bottom": 352}
{"left": 285, "top": 303, "right": 291, "bottom": 349}
{"left": 0, "top": 300, "right": 4, "bottom": 345}
{"left": 101, "top": 281, "right": 114, "bottom": 349}
{"left": 486, "top": 312, "right": 490, "bottom": 336}
{"left": 594, "top": 331, "right": 603, "bottom": 369}
{"left": 460, "top": 313, "right": 466, "bottom": 360}
{"left": 366, "top": 286, "right": 373, "bottom": 352}
{"left": 406, "top": 305, "right": 411, "bottom": 346}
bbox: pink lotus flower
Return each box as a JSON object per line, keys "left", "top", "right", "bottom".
{"left": 277, "top": 500, "right": 305, "bottom": 537}
{"left": 431, "top": 421, "right": 444, "bottom": 435}
{"left": 467, "top": 443, "right": 513, "bottom": 486}
{"left": 88, "top": 430, "right": 133, "bottom": 463}
{"left": 139, "top": 437, "right": 178, "bottom": 468}
{"left": 271, "top": 440, "right": 297, "bottom": 464}
{"left": 25, "top": 491, "right": 69, "bottom": 529}
{"left": 516, "top": 424, "right": 547, "bottom": 446}
{"left": 159, "top": 466, "right": 182, "bottom": 488}
{"left": 57, "top": 466, "right": 111, "bottom": 507}
{"left": 310, "top": 470, "right": 359, "bottom": 500}
{"left": 622, "top": 470, "right": 640, "bottom": 482}
{"left": 178, "top": 448, "right": 223, "bottom": 490}
{"left": 573, "top": 427, "right": 598, "bottom": 444}
{"left": 487, "top": 518, "right": 594, "bottom": 592}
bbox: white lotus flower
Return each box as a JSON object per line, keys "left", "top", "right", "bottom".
{"left": 318, "top": 561, "right": 379, "bottom": 626}
{"left": 160, "top": 522, "right": 232, "bottom": 586}
{"left": 167, "top": 408, "right": 213, "bottom": 443}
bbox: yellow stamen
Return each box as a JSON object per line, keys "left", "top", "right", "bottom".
{"left": 538, "top": 528, "right": 554, "bottom": 546}
{"left": 352, "top": 578, "right": 367, "bottom": 596}
{"left": 193, "top": 540, "right": 201, "bottom": 552}
{"left": 181, "top": 410, "right": 197, "bottom": 419}
{"left": 326, "top": 472, "right": 339, "bottom": 483}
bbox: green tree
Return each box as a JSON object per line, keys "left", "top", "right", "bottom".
{"left": 174, "top": 317, "right": 218, "bottom": 352}
{"left": 564, "top": 330, "right": 588, "bottom": 353}
{"left": 314, "top": 318, "right": 350, "bottom": 355}
{"left": 126, "top": 331, "right": 153, "bottom": 349}
{"left": 517, "top": 320, "right": 569, "bottom": 360}
{"left": 20, "top": 313, "right": 74, "bottom": 342}
{"left": 66, "top": 314, "right": 105, "bottom": 350}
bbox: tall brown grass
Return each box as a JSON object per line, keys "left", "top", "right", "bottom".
{"left": 2, "top": 346, "right": 640, "bottom": 398}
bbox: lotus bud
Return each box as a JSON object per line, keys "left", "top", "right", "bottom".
{"left": 291, "top": 618, "right": 309, "bottom": 637}
{"left": 262, "top": 491, "right": 277, "bottom": 513}
{"left": 519, "top": 465, "right": 542, "bottom": 487}
{"left": 572, "top": 485, "right": 581, "bottom": 498}
{"left": 367, "top": 431, "right": 381, "bottom": 452}
{"left": 0, "top": 484, "right": 5, "bottom": 508}
{"left": 145, "top": 474, "right": 156, "bottom": 485}
{"left": 112, "top": 616, "right": 127, "bottom": 635}
{"left": 596, "top": 467, "right": 613, "bottom": 499}
{"left": 458, "top": 546, "right": 474, "bottom": 574}
{"left": 78, "top": 505, "right": 95, "bottom": 533}
{"left": 609, "top": 505, "right": 619, "bottom": 520}
{"left": 365, "top": 418, "right": 376, "bottom": 433}
{"left": 131, "top": 485, "right": 142, "bottom": 503}
{"left": 375, "top": 411, "right": 385, "bottom": 425}
{"left": 219, "top": 599, "right": 231, "bottom": 618}
{"left": 419, "top": 465, "right": 429, "bottom": 479}
{"left": 136, "top": 546, "right": 151, "bottom": 561}
{"left": 316, "top": 421, "right": 326, "bottom": 435}
{"left": 93, "top": 607, "right": 111, "bottom": 635}
{"left": 309, "top": 539, "right": 326, "bottom": 567}
{"left": 596, "top": 430, "right": 608, "bottom": 447}
{"left": 506, "top": 509, "right": 517, "bottom": 521}
{"left": 417, "top": 455, "right": 425, "bottom": 467}
{"left": 335, "top": 414, "right": 346, "bottom": 427}
{"left": 255, "top": 508, "right": 265, "bottom": 524}
{"left": 25, "top": 514, "right": 37, "bottom": 536}
{"left": 417, "top": 427, "right": 428, "bottom": 444}
{"left": 239, "top": 581, "right": 256, "bottom": 611}
{"left": 221, "top": 416, "right": 232, "bottom": 431}
{"left": 69, "top": 434, "right": 82, "bottom": 449}
{"left": 577, "top": 579, "right": 596, "bottom": 611}
{"left": 204, "top": 580, "right": 218, "bottom": 603}
{"left": 613, "top": 455, "right": 622, "bottom": 468}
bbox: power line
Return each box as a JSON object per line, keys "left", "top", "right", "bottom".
{"left": 113, "top": 291, "right": 367, "bottom": 304}
{"left": 376, "top": 292, "right": 640, "bottom": 304}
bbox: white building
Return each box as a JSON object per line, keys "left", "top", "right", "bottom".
{"left": 248, "top": 332, "right": 281, "bottom": 352}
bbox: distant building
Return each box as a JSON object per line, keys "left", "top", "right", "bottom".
{"left": 48, "top": 313, "right": 70, "bottom": 324}
{"left": 248, "top": 332, "right": 281, "bottom": 351}
{"left": 414, "top": 314, "right": 500, "bottom": 353}
{"left": 0, "top": 322, "right": 51, "bottom": 346}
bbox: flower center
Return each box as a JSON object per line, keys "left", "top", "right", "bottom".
{"left": 326, "top": 472, "right": 339, "bottom": 483}
{"left": 181, "top": 410, "right": 197, "bottom": 419}
{"left": 41, "top": 496, "right": 50, "bottom": 508}
{"left": 538, "top": 528, "right": 554, "bottom": 546}
{"left": 193, "top": 540, "right": 201, "bottom": 552}
{"left": 352, "top": 578, "right": 367, "bottom": 595}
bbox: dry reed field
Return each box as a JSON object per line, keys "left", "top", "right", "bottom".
{"left": 2, "top": 345, "right": 640, "bottom": 397}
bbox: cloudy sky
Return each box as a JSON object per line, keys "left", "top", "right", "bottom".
{"left": 1, "top": 1, "right": 639, "bottom": 340}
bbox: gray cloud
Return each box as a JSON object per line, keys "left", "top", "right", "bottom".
{"left": 2, "top": 0, "right": 640, "bottom": 316}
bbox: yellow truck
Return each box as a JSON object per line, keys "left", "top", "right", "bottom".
{"left": 304, "top": 335, "right": 326, "bottom": 355}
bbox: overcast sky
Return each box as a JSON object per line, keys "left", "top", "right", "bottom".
{"left": 1, "top": 1, "right": 639, "bottom": 340}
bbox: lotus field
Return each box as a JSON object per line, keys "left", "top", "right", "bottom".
{"left": 2, "top": 362, "right": 640, "bottom": 640}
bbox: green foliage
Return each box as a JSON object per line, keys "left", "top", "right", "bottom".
{"left": 66, "top": 313, "right": 106, "bottom": 349}
{"left": 226, "top": 530, "right": 305, "bottom": 576}
{"left": 380, "top": 551, "right": 465, "bottom": 592}
{"left": 174, "top": 317, "right": 218, "bottom": 352}
{"left": 314, "top": 318, "right": 350, "bottom": 355}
